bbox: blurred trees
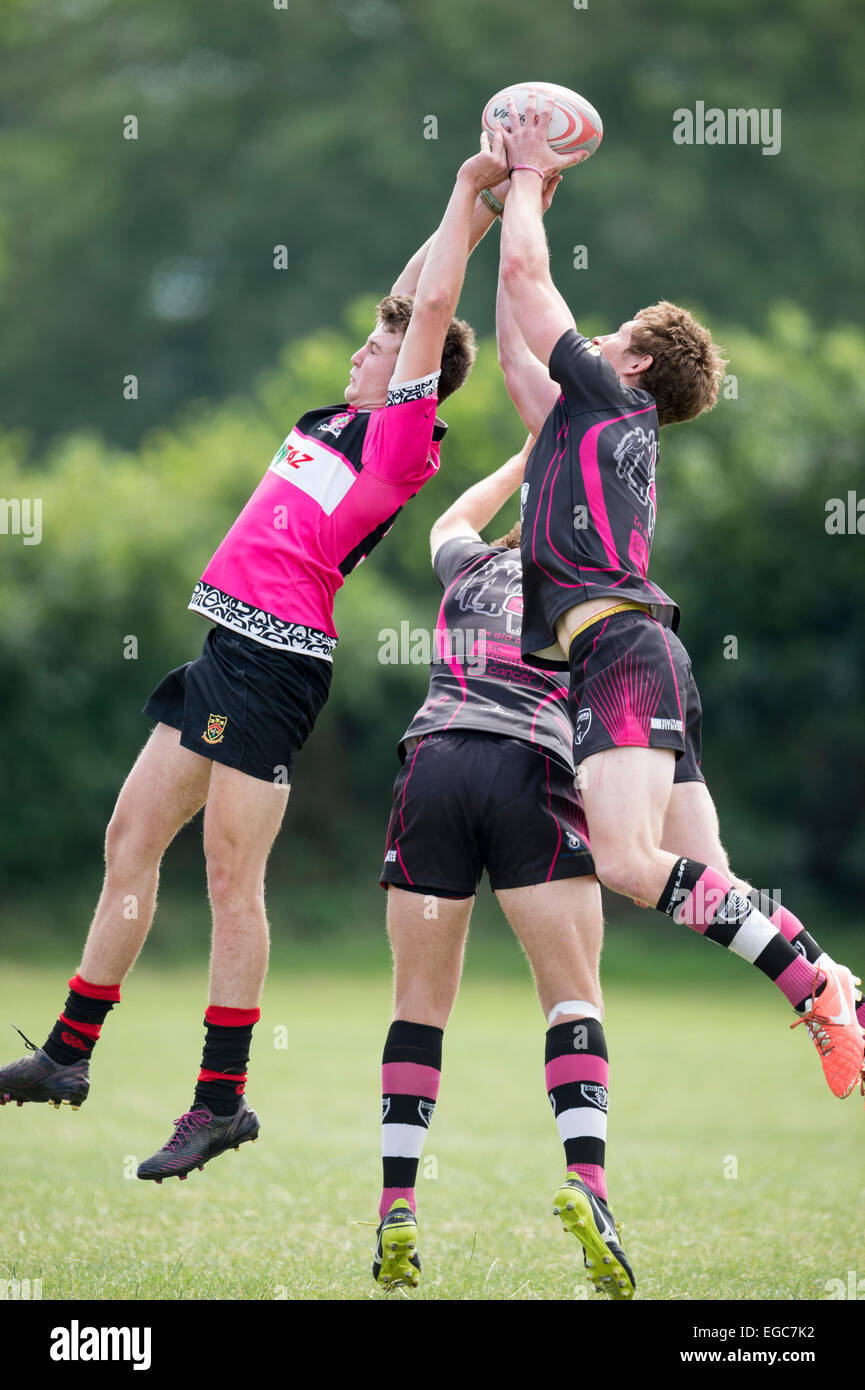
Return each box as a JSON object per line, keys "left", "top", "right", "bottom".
{"left": 0, "top": 0, "right": 862, "bottom": 933}
{"left": 2, "top": 304, "right": 864, "bottom": 922}
{"left": 0, "top": 0, "right": 861, "bottom": 449}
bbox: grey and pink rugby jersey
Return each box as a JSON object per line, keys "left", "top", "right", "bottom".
{"left": 520, "top": 329, "right": 680, "bottom": 670}
{"left": 189, "top": 375, "right": 446, "bottom": 661}
{"left": 399, "top": 537, "right": 574, "bottom": 769}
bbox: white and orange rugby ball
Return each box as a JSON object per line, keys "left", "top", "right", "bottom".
{"left": 481, "top": 81, "right": 603, "bottom": 160}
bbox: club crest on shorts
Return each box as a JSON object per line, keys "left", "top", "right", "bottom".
{"left": 580, "top": 1082, "right": 608, "bottom": 1111}
{"left": 574, "top": 708, "right": 592, "bottom": 745}
{"left": 202, "top": 713, "right": 228, "bottom": 745}
{"left": 417, "top": 1098, "right": 435, "bottom": 1128}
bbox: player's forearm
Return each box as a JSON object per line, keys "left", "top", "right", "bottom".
{"left": 496, "top": 257, "right": 529, "bottom": 367}
{"left": 391, "top": 235, "right": 434, "bottom": 296}
{"left": 433, "top": 447, "right": 529, "bottom": 535}
{"left": 499, "top": 171, "right": 551, "bottom": 289}
{"left": 496, "top": 264, "right": 559, "bottom": 433}
{"left": 410, "top": 174, "right": 480, "bottom": 319}
{"left": 391, "top": 195, "right": 498, "bottom": 297}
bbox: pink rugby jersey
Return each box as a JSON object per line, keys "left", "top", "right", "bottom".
{"left": 189, "top": 375, "right": 446, "bottom": 661}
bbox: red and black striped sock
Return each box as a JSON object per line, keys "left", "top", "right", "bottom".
{"left": 43, "top": 975, "right": 121, "bottom": 1066}
{"left": 193, "top": 1005, "right": 260, "bottom": 1116}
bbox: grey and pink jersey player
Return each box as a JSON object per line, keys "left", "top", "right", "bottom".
{"left": 519, "top": 329, "right": 680, "bottom": 669}
{"left": 400, "top": 537, "right": 574, "bottom": 770}
{"left": 189, "top": 374, "right": 446, "bottom": 661}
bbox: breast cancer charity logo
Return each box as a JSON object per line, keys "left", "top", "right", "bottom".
{"left": 202, "top": 713, "right": 228, "bottom": 745}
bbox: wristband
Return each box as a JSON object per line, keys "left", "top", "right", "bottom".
{"left": 510, "top": 164, "right": 545, "bottom": 180}
{"left": 480, "top": 187, "right": 504, "bottom": 217}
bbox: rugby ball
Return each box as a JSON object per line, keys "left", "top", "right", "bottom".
{"left": 481, "top": 81, "right": 603, "bottom": 160}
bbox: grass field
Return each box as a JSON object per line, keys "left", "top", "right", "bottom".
{"left": 0, "top": 945, "right": 862, "bottom": 1304}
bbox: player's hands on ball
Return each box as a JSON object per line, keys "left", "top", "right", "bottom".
{"left": 458, "top": 126, "right": 509, "bottom": 194}
{"left": 502, "top": 91, "right": 589, "bottom": 179}
{"left": 541, "top": 173, "right": 563, "bottom": 214}
{"left": 482, "top": 169, "right": 560, "bottom": 218}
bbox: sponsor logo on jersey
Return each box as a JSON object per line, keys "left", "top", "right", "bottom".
{"left": 580, "top": 1082, "right": 609, "bottom": 1111}
{"left": 716, "top": 890, "right": 752, "bottom": 926}
{"left": 319, "top": 412, "right": 353, "bottom": 438}
{"left": 417, "top": 1099, "right": 435, "bottom": 1128}
{"left": 574, "top": 708, "right": 592, "bottom": 745}
{"left": 613, "top": 426, "right": 657, "bottom": 508}
{"left": 269, "top": 429, "right": 357, "bottom": 515}
{"left": 650, "top": 716, "right": 683, "bottom": 732}
{"left": 202, "top": 713, "right": 228, "bottom": 745}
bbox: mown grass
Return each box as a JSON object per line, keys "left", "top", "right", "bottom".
{"left": 1, "top": 941, "right": 862, "bottom": 1303}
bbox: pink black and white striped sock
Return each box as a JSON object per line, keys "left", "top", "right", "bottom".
{"left": 657, "top": 860, "right": 824, "bottom": 1012}
{"left": 545, "top": 1018, "right": 609, "bottom": 1202}
{"left": 761, "top": 897, "right": 865, "bottom": 1028}
{"left": 379, "top": 1020, "right": 442, "bottom": 1222}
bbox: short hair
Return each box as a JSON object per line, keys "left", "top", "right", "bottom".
{"left": 629, "top": 301, "right": 727, "bottom": 427}
{"left": 490, "top": 520, "right": 520, "bottom": 549}
{"left": 376, "top": 293, "right": 476, "bottom": 403}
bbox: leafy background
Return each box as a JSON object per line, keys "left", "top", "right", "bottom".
{"left": 1, "top": 0, "right": 863, "bottom": 942}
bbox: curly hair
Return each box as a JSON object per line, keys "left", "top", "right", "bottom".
{"left": 490, "top": 520, "right": 521, "bottom": 549}
{"left": 629, "top": 301, "right": 727, "bottom": 427}
{"left": 375, "top": 294, "right": 476, "bottom": 403}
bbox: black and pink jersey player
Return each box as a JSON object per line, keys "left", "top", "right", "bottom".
{"left": 381, "top": 536, "right": 595, "bottom": 898}
{"left": 519, "top": 329, "right": 703, "bottom": 779}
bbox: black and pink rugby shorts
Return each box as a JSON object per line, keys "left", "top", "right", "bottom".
{"left": 380, "top": 730, "right": 595, "bottom": 897}
{"left": 566, "top": 610, "right": 704, "bottom": 782}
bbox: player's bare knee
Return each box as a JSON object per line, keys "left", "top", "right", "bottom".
{"left": 104, "top": 808, "right": 162, "bottom": 873}
{"left": 205, "top": 850, "right": 263, "bottom": 907}
{"left": 591, "top": 845, "right": 646, "bottom": 900}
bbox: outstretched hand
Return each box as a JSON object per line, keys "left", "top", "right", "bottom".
{"left": 458, "top": 126, "right": 509, "bottom": 194}
{"left": 501, "top": 91, "right": 589, "bottom": 179}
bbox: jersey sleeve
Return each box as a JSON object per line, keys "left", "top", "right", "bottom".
{"left": 432, "top": 537, "right": 492, "bottom": 588}
{"left": 549, "top": 328, "right": 644, "bottom": 415}
{"left": 361, "top": 373, "right": 447, "bottom": 487}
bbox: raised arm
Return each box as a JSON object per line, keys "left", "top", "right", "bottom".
{"left": 390, "top": 178, "right": 510, "bottom": 296}
{"left": 499, "top": 93, "right": 584, "bottom": 366}
{"left": 390, "top": 131, "right": 508, "bottom": 389}
{"left": 496, "top": 252, "right": 560, "bottom": 436}
{"left": 429, "top": 435, "right": 534, "bottom": 561}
